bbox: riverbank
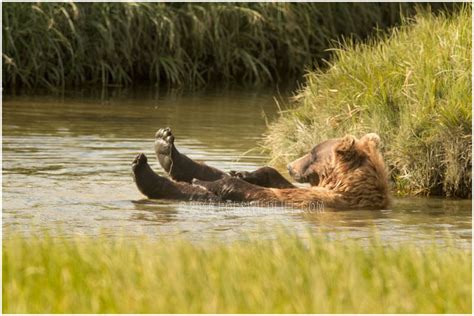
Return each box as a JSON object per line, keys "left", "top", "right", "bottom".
{"left": 264, "top": 7, "right": 471, "bottom": 198}
{"left": 3, "top": 3, "right": 458, "bottom": 91}
{"left": 3, "top": 233, "right": 471, "bottom": 313}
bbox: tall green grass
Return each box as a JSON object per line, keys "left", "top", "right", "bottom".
{"left": 2, "top": 2, "right": 457, "bottom": 90}
{"left": 3, "top": 234, "right": 471, "bottom": 313}
{"left": 264, "top": 7, "right": 472, "bottom": 198}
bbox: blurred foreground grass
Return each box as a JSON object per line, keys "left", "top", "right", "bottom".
{"left": 3, "top": 233, "right": 471, "bottom": 313}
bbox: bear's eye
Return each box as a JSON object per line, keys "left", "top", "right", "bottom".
{"left": 311, "top": 139, "right": 337, "bottom": 161}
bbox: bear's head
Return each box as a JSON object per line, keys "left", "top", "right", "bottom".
{"left": 287, "top": 133, "right": 388, "bottom": 195}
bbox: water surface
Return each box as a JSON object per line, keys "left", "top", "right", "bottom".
{"left": 3, "top": 89, "right": 471, "bottom": 247}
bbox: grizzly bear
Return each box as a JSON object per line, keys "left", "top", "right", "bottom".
{"left": 132, "top": 127, "right": 390, "bottom": 210}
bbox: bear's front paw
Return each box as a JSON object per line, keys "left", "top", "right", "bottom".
{"left": 229, "top": 170, "right": 248, "bottom": 179}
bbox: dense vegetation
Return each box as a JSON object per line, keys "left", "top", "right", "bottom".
{"left": 3, "top": 233, "right": 471, "bottom": 313}
{"left": 2, "top": 2, "right": 456, "bottom": 90}
{"left": 264, "top": 7, "right": 472, "bottom": 198}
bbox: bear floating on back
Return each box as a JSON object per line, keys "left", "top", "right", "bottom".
{"left": 132, "top": 128, "right": 390, "bottom": 210}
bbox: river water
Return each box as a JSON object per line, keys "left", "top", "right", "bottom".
{"left": 2, "top": 89, "right": 472, "bottom": 247}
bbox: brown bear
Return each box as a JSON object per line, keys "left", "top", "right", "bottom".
{"left": 132, "top": 128, "right": 390, "bottom": 210}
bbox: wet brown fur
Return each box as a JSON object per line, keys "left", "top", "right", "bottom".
{"left": 277, "top": 134, "right": 389, "bottom": 209}
{"left": 201, "top": 133, "right": 390, "bottom": 210}
{"left": 133, "top": 131, "right": 390, "bottom": 210}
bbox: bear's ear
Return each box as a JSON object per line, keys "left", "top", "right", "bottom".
{"left": 361, "top": 133, "right": 381, "bottom": 148}
{"left": 335, "top": 135, "right": 356, "bottom": 156}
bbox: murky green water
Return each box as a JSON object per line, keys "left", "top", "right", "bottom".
{"left": 2, "top": 89, "right": 472, "bottom": 247}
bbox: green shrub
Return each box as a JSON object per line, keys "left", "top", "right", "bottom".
{"left": 2, "top": 2, "right": 457, "bottom": 90}
{"left": 264, "top": 7, "right": 472, "bottom": 197}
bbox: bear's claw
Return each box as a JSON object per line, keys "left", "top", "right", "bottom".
{"left": 229, "top": 170, "right": 249, "bottom": 179}
{"left": 132, "top": 153, "right": 148, "bottom": 172}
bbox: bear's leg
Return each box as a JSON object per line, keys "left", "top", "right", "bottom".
{"left": 229, "top": 167, "right": 295, "bottom": 189}
{"left": 132, "top": 153, "right": 218, "bottom": 201}
{"left": 154, "top": 127, "right": 226, "bottom": 183}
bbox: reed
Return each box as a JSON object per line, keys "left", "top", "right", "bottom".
{"left": 263, "top": 7, "right": 472, "bottom": 198}
{"left": 2, "top": 3, "right": 456, "bottom": 91}
{"left": 3, "top": 233, "right": 471, "bottom": 313}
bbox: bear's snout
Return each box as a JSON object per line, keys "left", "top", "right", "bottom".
{"left": 287, "top": 153, "right": 312, "bottom": 183}
{"left": 287, "top": 163, "right": 297, "bottom": 177}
